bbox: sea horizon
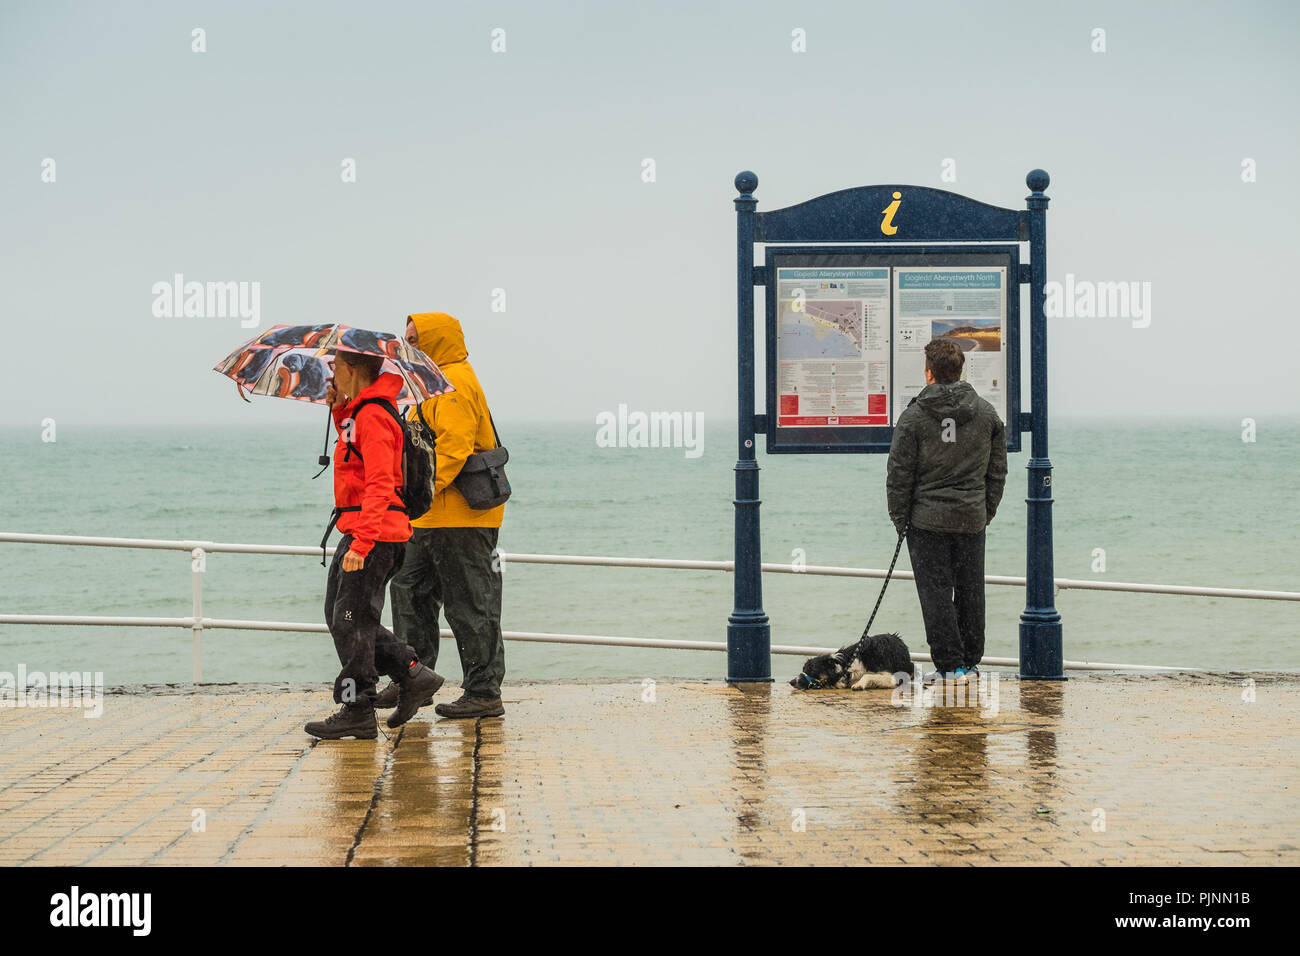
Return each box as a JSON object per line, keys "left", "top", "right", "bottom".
{"left": 3, "top": 417, "right": 1296, "bottom": 684}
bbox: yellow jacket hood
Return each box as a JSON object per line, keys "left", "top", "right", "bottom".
{"left": 404, "top": 310, "right": 504, "bottom": 529}
{"left": 409, "top": 312, "right": 468, "bottom": 367}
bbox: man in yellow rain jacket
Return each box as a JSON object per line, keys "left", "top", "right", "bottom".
{"left": 376, "top": 312, "right": 507, "bottom": 719}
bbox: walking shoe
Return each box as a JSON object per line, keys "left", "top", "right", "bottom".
{"left": 387, "top": 663, "right": 445, "bottom": 728}
{"left": 434, "top": 694, "right": 505, "bottom": 719}
{"left": 374, "top": 681, "right": 434, "bottom": 710}
{"left": 305, "top": 701, "right": 377, "bottom": 740}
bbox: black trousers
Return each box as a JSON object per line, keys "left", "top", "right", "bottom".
{"left": 390, "top": 527, "right": 505, "bottom": 699}
{"left": 325, "top": 533, "right": 416, "bottom": 704}
{"left": 906, "top": 527, "right": 986, "bottom": 673}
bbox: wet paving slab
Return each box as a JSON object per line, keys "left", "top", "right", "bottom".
{"left": 0, "top": 672, "right": 1296, "bottom": 866}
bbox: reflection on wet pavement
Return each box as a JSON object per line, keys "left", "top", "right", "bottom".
{"left": 1, "top": 673, "right": 1296, "bottom": 865}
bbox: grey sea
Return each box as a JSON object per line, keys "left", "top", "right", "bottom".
{"left": 1, "top": 417, "right": 1297, "bottom": 685}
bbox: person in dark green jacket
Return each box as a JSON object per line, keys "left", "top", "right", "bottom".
{"left": 887, "top": 338, "right": 1007, "bottom": 684}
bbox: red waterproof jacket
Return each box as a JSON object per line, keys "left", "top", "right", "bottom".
{"left": 332, "top": 372, "right": 412, "bottom": 558}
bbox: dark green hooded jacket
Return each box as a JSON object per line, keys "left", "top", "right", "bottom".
{"left": 886, "top": 381, "right": 1007, "bottom": 535}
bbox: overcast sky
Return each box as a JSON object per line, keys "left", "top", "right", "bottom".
{"left": 2, "top": 0, "right": 1297, "bottom": 428}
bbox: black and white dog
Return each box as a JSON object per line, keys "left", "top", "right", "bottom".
{"left": 790, "top": 632, "right": 915, "bottom": 691}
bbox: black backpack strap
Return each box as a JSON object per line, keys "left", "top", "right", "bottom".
{"left": 355, "top": 396, "right": 402, "bottom": 425}
{"left": 413, "top": 400, "right": 437, "bottom": 454}
{"left": 343, "top": 397, "right": 403, "bottom": 462}
{"left": 320, "top": 505, "right": 359, "bottom": 566}
{"left": 319, "top": 503, "right": 404, "bottom": 566}
{"left": 413, "top": 399, "right": 433, "bottom": 435}
{"left": 486, "top": 409, "right": 502, "bottom": 449}
{"left": 410, "top": 392, "right": 499, "bottom": 449}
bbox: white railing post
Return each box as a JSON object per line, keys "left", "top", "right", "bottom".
{"left": 191, "top": 546, "right": 206, "bottom": 684}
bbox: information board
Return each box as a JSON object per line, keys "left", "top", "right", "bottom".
{"left": 764, "top": 247, "right": 1020, "bottom": 454}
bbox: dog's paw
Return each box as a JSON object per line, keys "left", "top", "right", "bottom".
{"left": 853, "top": 673, "right": 895, "bottom": 691}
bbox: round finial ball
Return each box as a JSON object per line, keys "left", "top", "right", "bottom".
{"left": 1026, "top": 169, "right": 1050, "bottom": 192}
{"left": 735, "top": 171, "right": 758, "bottom": 194}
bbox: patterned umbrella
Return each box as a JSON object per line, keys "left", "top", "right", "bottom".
{"left": 213, "top": 323, "right": 453, "bottom": 406}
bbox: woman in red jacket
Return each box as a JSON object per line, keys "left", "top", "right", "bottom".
{"left": 304, "top": 350, "right": 443, "bottom": 739}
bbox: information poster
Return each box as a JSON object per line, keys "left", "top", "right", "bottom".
{"left": 775, "top": 267, "right": 891, "bottom": 427}
{"left": 892, "top": 267, "right": 1007, "bottom": 425}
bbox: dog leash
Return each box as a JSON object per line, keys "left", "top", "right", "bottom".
{"left": 831, "top": 521, "right": 909, "bottom": 671}
{"left": 859, "top": 521, "right": 908, "bottom": 643}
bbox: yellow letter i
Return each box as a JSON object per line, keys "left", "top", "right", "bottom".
{"left": 880, "top": 192, "right": 902, "bottom": 236}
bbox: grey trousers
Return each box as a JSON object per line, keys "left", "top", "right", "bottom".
{"left": 390, "top": 526, "right": 505, "bottom": 699}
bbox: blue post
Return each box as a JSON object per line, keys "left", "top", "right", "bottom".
{"left": 1019, "top": 169, "right": 1064, "bottom": 679}
{"left": 727, "top": 171, "right": 771, "bottom": 682}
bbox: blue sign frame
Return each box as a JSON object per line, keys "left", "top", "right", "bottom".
{"left": 761, "top": 244, "right": 1023, "bottom": 455}
{"left": 727, "top": 171, "right": 1062, "bottom": 685}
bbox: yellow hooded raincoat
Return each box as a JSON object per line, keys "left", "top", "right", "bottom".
{"left": 407, "top": 312, "right": 506, "bottom": 529}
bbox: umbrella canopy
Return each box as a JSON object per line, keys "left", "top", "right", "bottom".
{"left": 213, "top": 323, "right": 453, "bottom": 406}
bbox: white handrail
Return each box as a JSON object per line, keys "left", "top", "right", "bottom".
{"left": 3, "top": 532, "right": 1296, "bottom": 601}
{"left": 0, "top": 616, "right": 1197, "bottom": 673}
{"left": 3, "top": 529, "right": 1288, "bottom": 679}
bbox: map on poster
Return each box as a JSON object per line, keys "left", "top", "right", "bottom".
{"left": 775, "top": 268, "right": 891, "bottom": 427}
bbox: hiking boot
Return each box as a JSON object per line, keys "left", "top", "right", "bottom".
{"left": 373, "top": 681, "right": 400, "bottom": 709}
{"left": 374, "top": 681, "right": 434, "bottom": 711}
{"left": 387, "top": 663, "right": 445, "bottom": 728}
{"left": 305, "top": 701, "right": 377, "bottom": 740}
{"left": 434, "top": 694, "right": 505, "bottom": 719}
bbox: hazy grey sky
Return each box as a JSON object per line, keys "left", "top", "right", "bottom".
{"left": 2, "top": 0, "right": 1297, "bottom": 428}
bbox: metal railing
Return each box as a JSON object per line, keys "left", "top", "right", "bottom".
{"left": 4, "top": 531, "right": 1296, "bottom": 681}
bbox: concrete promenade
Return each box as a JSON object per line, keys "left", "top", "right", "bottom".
{"left": 1, "top": 672, "right": 1296, "bottom": 866}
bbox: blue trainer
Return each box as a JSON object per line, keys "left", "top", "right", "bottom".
{"left": 924, "top": 668, "right": 969, "bottom": 685}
